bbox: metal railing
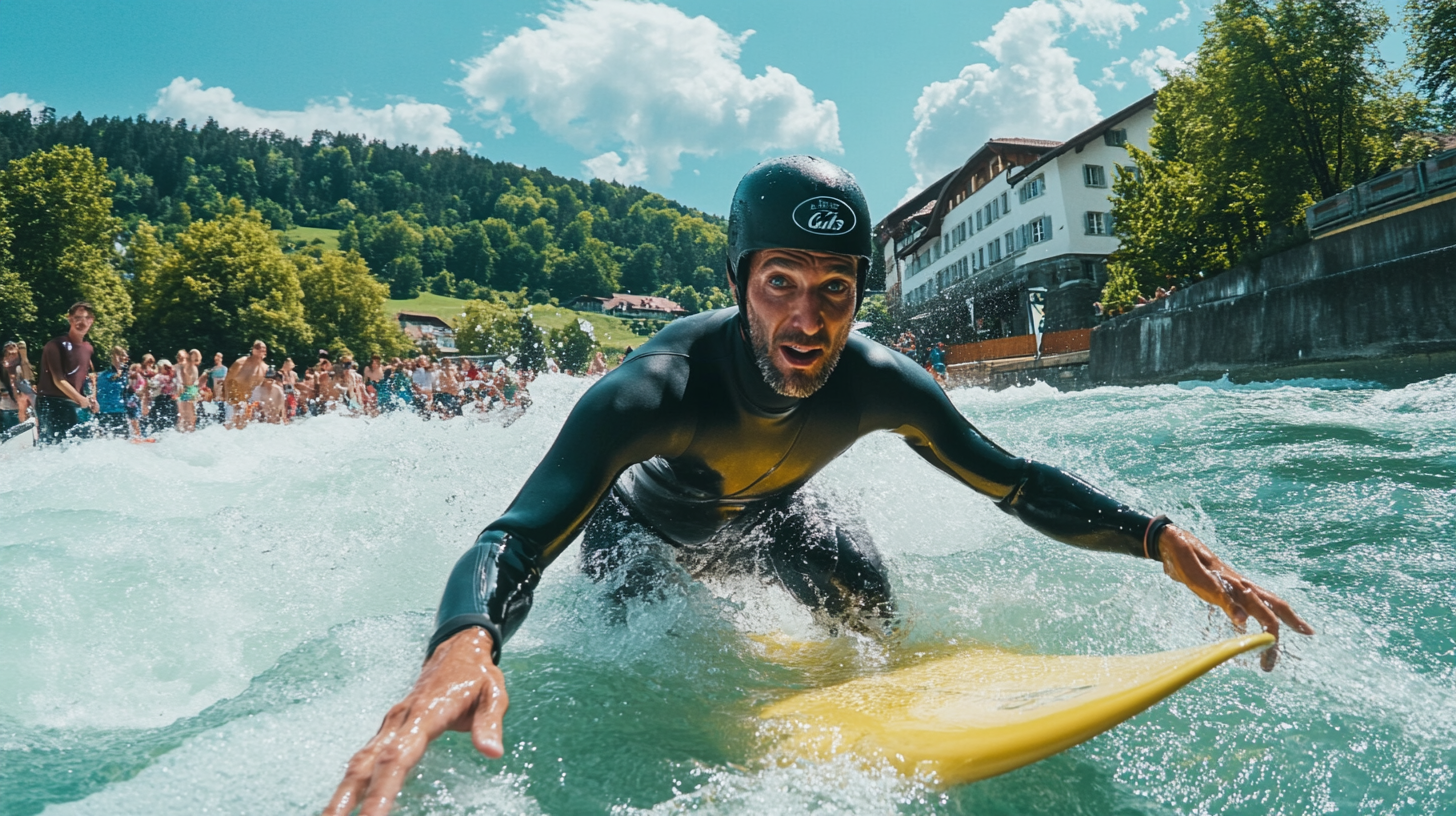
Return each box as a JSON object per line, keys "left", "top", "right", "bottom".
{"left": 1306, "top": 148, "right": 1456, "bottom": 236}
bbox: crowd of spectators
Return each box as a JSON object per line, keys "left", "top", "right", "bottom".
{"left": 888, "top": 329, "right": 949, "bottom": 386}
{"left": 3, "top": 303, "right": 550, "bottom": 447}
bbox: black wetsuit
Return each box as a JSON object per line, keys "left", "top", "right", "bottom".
{"left": 431, "top": 308, "right": 1160, "bottom": 661}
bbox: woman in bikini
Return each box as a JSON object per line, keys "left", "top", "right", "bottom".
{"left": 176, "top": 348, "right": 201, "bottom": 432}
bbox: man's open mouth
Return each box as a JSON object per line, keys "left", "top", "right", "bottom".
{"left": 779, "top": 344, "right": 824, "bottom": 368}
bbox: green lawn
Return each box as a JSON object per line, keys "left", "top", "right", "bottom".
{"left": 280, "top": 226, "right": 341, "bottom": 251}
{"left": 384, "top": 293, "right": 651, "bottom": 353}
{"left": 384, "top": 292, "right": 473, "bottom": 323}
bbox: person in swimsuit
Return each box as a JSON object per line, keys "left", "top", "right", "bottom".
{"left": 363, "top": 355, "right": 385, "bottom": 414}
{"left": 1, "top": 341, "right": 23, "bottom": 432}
{"left": 435, "top": 360, "right": 464, "bottom": 418}
{"left": 316, "top": 355, "right": 339, "bottom": 414}
{"left": 410, "top": 356, "right": 435, "bottom": 417}
{"left": 586, "top": 350, "right": 608, "bottom": 377}
{"left": 297, "top": 369, "right": 317, "bottom": 417}
{"left": 176, "top": 348, "right": 200, "bottom": 432}
{"left": 330, "top": 356, "right": 363, "bottom": 414}
{"left": 252, "top": 369, "right": 287, "bottom": 424}
{"left": 327, "top": 157, "right": 1314, "bottom": 815}
{"left": 280, "top": 358, "right": 299, "bottom": 419}
{"left": 390, "top": 358, "right": 413, "bottom": 410}
{"left": 125, "top": 362, "right": 145, "bottom": 437}
{"left": 224, "top": 341, "right": 269, "bottom": 429}
{"left": 208, "top": 352, "right": 228, "bottom": 424}
{"left": 150, "top": 360, "right": 179, "bottom": 432}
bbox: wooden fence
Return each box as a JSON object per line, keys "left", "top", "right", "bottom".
{"left": 943, "top": 329, "right": 1091, "bottom": 365}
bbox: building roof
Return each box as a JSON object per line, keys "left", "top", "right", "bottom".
{"left": 395, "top": 310, "right": 453, "bottom": 329}
{"left": 1008, "top": 92, "right": 1157, "bottom": 184}
{"left": 987, "top": 137, "right": 1064, "bottom": 148}
{"left": 602, "top": 293, "right": 687, "bottom": 314}
{"left": 877, "top": 138, "right": 1064, "bottom": 257}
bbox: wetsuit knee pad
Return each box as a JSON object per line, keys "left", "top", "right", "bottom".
{"left": 760, "top": 496, "right": 894, "bottom": 623}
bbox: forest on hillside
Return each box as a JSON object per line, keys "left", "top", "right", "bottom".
{"left": 0, "top": 109, "right": 743, "bottom": 360}
{"left": 0, "top": 110, "right": 735, "bottom": 310}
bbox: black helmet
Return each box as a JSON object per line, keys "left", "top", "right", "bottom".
{"left": 726, "top": 156, "right": 874, "bottom": 316}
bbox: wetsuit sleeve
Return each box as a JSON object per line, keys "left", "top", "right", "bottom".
{"left": 428, "top": 356, "right": 691, "bottom": 662}
{"left": 864, "top": 349, "right": 1156, "bottom": 559}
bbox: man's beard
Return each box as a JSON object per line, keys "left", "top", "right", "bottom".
{"left": 746, "top": 303, "right": 850, "bottom": 398}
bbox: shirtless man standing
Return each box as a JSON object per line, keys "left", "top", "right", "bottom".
{"left": 224, "top": 340, "right": 269, "bottom": 429}
{"left": 337, "top": 357, "right": 366, "bottom": 414}
{"left": 316, "top": 356, "right": 339, "bottom": 414}
{"left": 252, "top": 370, "right": 288, "bottom": 424}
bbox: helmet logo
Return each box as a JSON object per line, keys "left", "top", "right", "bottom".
{"left": 792, "top": 196, "right": 856, "bottom": 236}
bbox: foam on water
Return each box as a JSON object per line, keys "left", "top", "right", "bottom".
{"left": 2, "top": 373, "right": 1453, "bottom": 815}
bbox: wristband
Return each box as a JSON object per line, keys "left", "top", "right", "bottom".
{"left": 1144, "top": 515, "right": 1172, "bottom": 561}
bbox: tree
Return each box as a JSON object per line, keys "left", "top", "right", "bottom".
{"left": 653, "top": 282, "right": 702, "bottom": 313}
{"left": 551, "top": 237, "right": 620, "bottom": 300}
{"left": 427, "top": 270, "right": 456, "bottom": 296}
{"left": 449, "top": 220, "right": 496, "bottom": 287}
{"left": 1408, "top": 0, "right": 1456, "bottom": 120}
{"left": 1103, "top": 0, "right": 1426, "bottom": 309}
{"left": 547, "top": 319, "right": 598, "bottom": 372}
{"left": 517, "top": 309, "right": 547, "bottom": 371}
{"left": 295, "top": 250, "right": 413, "bottom": 361}
{"left": 495, "top": 242, "right": 542, "bottom": 292}
{"left": 621, "top": 242, "right": 661, "bottom": 293}
{"left": 363, "top": 212, "right": 424, "bottom": 298}
{"left": 854, "top": 294, "right": 901, "bottom": 344}
{"left": 420, "top": 225, "right": 453, "bottom": 278}
{"left": 1103, "top": 142, "right": 1257, "bottom": 310}
{"left": 455, "top": 299, "right": 523, "bottom": 357}
{"left": 131, "top": 200, "right": 312, "bottom": 360}
{"left": 0, "top": 145, "right": 133, "bottom": 350}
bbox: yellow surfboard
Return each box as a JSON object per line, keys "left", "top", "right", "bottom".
{"left": 759, "top": 632, "right": 1274, "bottom": 786}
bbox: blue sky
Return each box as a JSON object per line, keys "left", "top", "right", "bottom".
{"left": 0, "top": 0, "right": 1411, "bottom": 218}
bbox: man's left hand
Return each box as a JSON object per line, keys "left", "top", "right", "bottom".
{"left": 1157, "top": 524, "right": 1314, "bottom": 671}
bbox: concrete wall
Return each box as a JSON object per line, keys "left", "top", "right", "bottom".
{"left": 1089, "top": 196, "right": 1456, "bottom": 386}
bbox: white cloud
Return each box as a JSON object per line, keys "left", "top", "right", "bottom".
{"left": 1156, "top": 0, "right": 1191, "bottom": 30}
{"left": 1094, "top": 57, "right": 1130, "bottom": 90}
{"left": 0, "top": 92, "right": 47, "bottom": 117}
{"left": 148, "top": 78, "right": 469, "bottom": 149}
{"left": 455, "top": 0, "right": 840, "bottom": 185}
{"left": 905, "top": 0, "right": 1147, "bottom": 194}
{"left": 1129, "top": 46, "right": 1194, "bottom": 89}
{"left": 1060, "top": 0, "right": 1147, "bottom": 45}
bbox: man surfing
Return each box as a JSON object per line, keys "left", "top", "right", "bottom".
{"left": 327, "top": 156, "right": 1312, "bottom": 816}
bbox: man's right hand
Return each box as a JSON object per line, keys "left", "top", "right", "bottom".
{"left": 324, "top": 628, "right": 507, "bottom": 816}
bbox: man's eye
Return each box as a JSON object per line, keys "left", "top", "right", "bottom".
{"left": 767, "top": 275, "right": 789, "bottom": 287}
{"left": 825, "top": 280, "right": 848, "bottom": 293}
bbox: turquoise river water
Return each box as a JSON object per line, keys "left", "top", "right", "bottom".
{"left": 1, "top": 373, "right": 1453, "bottom": 815}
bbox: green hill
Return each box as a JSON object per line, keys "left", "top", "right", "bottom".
{"left": 385, "top": 293, "right": 647, "bottom": 353}
{"left": 0, "top": 109, "right": 730, "bottom": 309}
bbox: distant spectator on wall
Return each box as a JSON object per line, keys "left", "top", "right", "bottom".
{"left": 930, "top": 342, "right": 947, "bottom": 377}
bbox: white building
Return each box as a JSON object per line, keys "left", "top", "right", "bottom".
{"left": 876, "top": 93, "right": 1155, "bottom": 341}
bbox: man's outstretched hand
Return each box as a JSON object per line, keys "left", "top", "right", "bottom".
{"left": 325, "top": 628, "right": 507, "bottom": 816}
{"left": 1158, "top": 525, "right": 1315, "bottom": 671}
